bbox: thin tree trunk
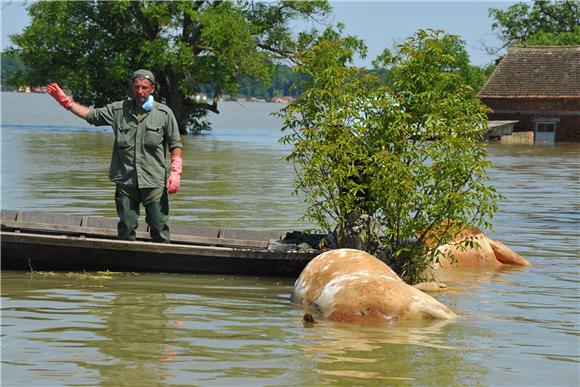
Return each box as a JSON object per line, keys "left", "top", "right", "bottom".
{"left": 162, "top": 78, "right": 188, "bottom": 135}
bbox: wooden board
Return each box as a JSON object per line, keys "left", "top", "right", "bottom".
{"left": 1, "top": 210, "right": 284, "bottom": 249}
{"left": 1, "top": 220, "right": 270, "bottom": 249}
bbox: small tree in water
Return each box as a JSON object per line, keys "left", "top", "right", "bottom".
{"left": 279, "top": 29, "right": 502, "bottom": 284}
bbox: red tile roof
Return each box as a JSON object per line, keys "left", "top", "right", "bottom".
{"left": 478, "top": 46, "right": 580, "bottom": 98}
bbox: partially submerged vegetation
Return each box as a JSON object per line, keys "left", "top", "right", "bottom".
{"left": 280, "top": 28, "right": 502, "bottom": 284}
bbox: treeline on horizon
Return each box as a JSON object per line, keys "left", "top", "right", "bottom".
{"left": 1, "top": 51, "right": 305, "bottom": 99}
{"left": 0, "top": 51, "right": 494, "bottom": 100}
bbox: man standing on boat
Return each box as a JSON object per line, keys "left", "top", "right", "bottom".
{"left": 46, "top": 70, "right": 183, "bottom": 243}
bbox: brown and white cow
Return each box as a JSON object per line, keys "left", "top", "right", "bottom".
{"left": 431, "top": 227, "right": 530, "bottom": 269}
{"left": 291, "top": 249, "right": 456, "bottom": 324}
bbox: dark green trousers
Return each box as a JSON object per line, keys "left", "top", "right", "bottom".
{"left": 114, "top": 185, "right": 170, "bottom": 243}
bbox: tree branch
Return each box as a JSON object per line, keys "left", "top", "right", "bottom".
{"left": 256, "top": 42, "right": 298, "bottom": 63}
{"left": 182, "top": 7, "right": 191, "bottom": 42}
{"left": 130, "top": 2, "right": 160, "bottom": 39}
{"left": 196, "top": 101, "right": 220, "bottom": 114}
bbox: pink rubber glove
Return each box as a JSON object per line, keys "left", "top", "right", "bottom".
{"left": 166, "top": 155, "right": 182, "bottom": 194}
{"left": 47, "top": 83, "right": 74, "bottom": 110}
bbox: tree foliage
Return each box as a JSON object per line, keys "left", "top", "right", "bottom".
{"left": 1, "top": 51, "right": 26, "bottom": 91}
{"left": 489, "top": 0, "right": 580, "bottom": 53}
{"left": 8, "top": 0, "right": 330, "bottom": 134}
{"left": 237, "top": 64, "right": 310, "bottom": 99}
{"left": 279, "top": 29, "right": 501, "bottom": 283}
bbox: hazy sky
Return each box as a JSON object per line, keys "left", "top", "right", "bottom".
{"left": 1, "top": 1, "right": 515, "bottom": 67}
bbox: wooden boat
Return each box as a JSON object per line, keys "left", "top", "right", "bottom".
{"left": 1, "top": 210, "right": 319, "bottom": 276}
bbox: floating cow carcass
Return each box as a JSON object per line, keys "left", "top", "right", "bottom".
{"left": 291, "top": 248, "right": 456, "bottom": 324}
{"left": 429, "top": 226, "right": 531, "bottom": 270}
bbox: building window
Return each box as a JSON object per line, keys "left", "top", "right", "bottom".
{"left": 535, "top": 122, "right": 556, "bottom": 133}
{"left": 534, "top": 120, "right": 558, "bottom": 143}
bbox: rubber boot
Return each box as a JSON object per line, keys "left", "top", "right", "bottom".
{"left": 145, "top": 193, "right": 170, "bottom": 243}
{"left": 115, "top": 193, "right": 140, "bottom": 241}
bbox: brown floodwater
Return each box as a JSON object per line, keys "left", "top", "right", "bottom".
{"left": 1, "top": 92, "right": 579, "bottom": 386}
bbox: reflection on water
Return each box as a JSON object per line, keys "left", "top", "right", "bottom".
{"left": 1, "top": 92, "right": 579, "bottom": 386}
{"left": 86, "top": 291, "right": 173, "bottom": 386}
{"left": 0, "top": 272, "right": 488, "bottom": 386}
{"left": 298, "top": 319, "right": 463, "bottom": 384}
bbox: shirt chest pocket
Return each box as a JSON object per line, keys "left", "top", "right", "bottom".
{"left": 116, "top": 122, "right": 137, "bottom": 148}
{"left": 144, "top": 124, "right": 164, "bottom": 148}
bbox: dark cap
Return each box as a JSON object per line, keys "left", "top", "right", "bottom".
{"left": 132, "top": 69, "right": 155, "bottom": 85}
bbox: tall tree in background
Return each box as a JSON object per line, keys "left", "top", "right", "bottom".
{"left": 9, "top": 0, "right": 330, "bottom": 134}
{"left": 488, "top": 0, "right": 579, "bottom": 55}
{"left": 0, "top": 51, "right": 26, "bottom": 91}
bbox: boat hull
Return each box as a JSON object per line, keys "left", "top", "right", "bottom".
{"left": 1, "top": 210, "right": 317, "bottom": 276}
{"left": 1, "top": 232, "right": 315, "bottom": 276}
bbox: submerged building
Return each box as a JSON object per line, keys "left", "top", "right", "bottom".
{"left": 478, "top": 46, "right": 580, "bottom": 143}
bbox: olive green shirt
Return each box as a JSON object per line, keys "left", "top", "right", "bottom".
{"left": 85, "top": 99, "right": 183, "bottom": 189}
